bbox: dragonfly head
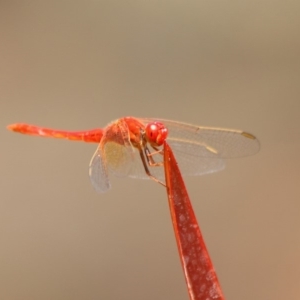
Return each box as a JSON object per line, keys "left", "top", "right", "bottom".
{"left": 145, "top": 122, "right": 168, "bottom": 147}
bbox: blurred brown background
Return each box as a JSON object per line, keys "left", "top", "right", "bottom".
{"left": 1, "top": 1, "right": 300, "bottom": 299}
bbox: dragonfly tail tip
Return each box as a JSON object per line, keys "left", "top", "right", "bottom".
{"left": 7, "top": 123, "right": 22, "bottom": 132}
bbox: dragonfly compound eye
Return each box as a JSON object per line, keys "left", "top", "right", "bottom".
{"left": 145, "top": 122, "right": 168, "bottom": 146}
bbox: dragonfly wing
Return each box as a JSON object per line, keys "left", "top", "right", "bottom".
{"left": 139, "top": 118, "right": 259, "bottom": 176}
{"left": 126, "top": 142, "right": 224, "bottom": 179}
{"left": 104, "top": 141, "right": 134, "bottom": 177}
{"left": 89, "top": 146, "right": 111, "bottom": 193}
{"left": 89, "top": 119, "right": 138, "bottom": 191}
{"left": 141, "top": 118, "right": 260, "bottom": 158}
{"left": 168, "top": 149, "right": 225, "bottom": 176}
{"left": 103, "top": 119, "right": 135, "bottom": 177}
{"left": 126, "top": 146, "right": 166, "bottom": 181}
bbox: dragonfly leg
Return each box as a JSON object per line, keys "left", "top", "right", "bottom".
{"left": 145, "top": 147, "right": 164, "bottom": 167}
{"left": 138, "top": 148, "right": 166, "bottom": 187}
{"left": 147, "top": 148, "right": 163, "bottom": 157}
{"left": 150, "top": 146, "right": 164, "bottom": 155}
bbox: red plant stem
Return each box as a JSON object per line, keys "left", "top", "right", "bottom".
{"left": 163, "top": 141, "right": 225, "bottom": 300}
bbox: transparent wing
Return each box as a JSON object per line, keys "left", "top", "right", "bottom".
{"left": 89, "top": 119, "right": 135, "bottom": 192}
{"left": 89, "top": 146, "right": 111, "bottom": 193}
{"left": 163, "top": 150, "right": 225, "bottom": 176}
{"left": 104, "top": 141, "right": 134, "bottom": 177}
{"left": 137, "top": 118, "right": 260, "bottom": 177}
{"left": 103, "top": 119, "right": 135, "bottom": 177}
{"left": 126, "top": 146, "right": 166, "bottom": 181}
{"left": 140, "top": 118, "right": 260, "bottom": 158}
{"left": 125, "top": 144, "right": 225, "bottom": 180}
{"left": 90, "top": 117, "right": 260, "bottom": 186}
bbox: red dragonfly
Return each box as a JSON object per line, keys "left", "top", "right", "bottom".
{"left": 8, "top": 117, "right": 259, "bottom": 300}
